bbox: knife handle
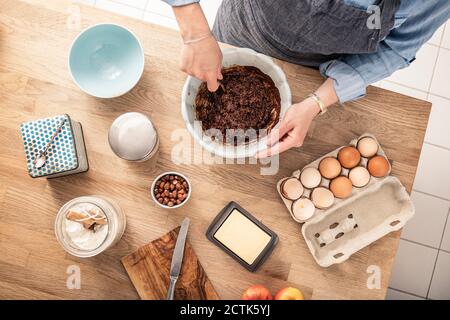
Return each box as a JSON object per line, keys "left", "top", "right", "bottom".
{"left": 166, "top": 276, "right": 178, "bottom": 300}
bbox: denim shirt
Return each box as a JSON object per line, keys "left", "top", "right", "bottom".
{"left": 163, "top": 0, "right": 450, "bottom": 103}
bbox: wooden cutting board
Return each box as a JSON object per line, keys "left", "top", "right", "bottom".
{"left": 121, "top": 227, "right": 219, "bottom": 300}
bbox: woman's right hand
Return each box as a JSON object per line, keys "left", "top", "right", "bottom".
{"left": 180, "top": 35, "right": 223, "bottom": 92}
{"left": 172, "top": 3, "right": 223, "bottom": 92}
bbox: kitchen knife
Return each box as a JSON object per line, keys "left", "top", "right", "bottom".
{"left": 166, "top": 217, "right": 190, "bottom": 300}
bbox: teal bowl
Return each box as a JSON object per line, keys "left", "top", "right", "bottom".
{"left": 69, "top": 24, "right": 144, "bottom": 98}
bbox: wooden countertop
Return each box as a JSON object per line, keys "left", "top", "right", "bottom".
{"left": 0, "top": 0, "right": 431, "bottom": 300}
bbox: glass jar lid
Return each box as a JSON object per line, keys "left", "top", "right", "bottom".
{"left": 108, "top": 112, "right": 158, "bottom": 161}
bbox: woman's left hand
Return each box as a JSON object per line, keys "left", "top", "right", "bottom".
{"left": 256, "top": 99, "right": 320, "bottom": 158}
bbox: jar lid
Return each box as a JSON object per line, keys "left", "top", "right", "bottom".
{"left": 108, "top": 112, "right": 158, "bottom": 161}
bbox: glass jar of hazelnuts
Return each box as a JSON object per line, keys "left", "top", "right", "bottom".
{"left": 150, "top": 172, "right": 191, "bottom": 209}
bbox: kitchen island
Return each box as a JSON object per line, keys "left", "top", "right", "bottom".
{"left": 0, "top": 0, "right": 431, "bottom": 299}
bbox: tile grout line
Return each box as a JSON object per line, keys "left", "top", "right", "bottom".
{"left": 425, "top": 207, "right": 450, "bottom": 299}
{"left": 399, "top": 238, "right": 440, "bottom": 251}
{"left": 433, "top": 21, "right": 445, "bottom": 48}
{"left": 381, "top": 79, "right": 450, "bottom": 101}
{"left": 437, "top": 206, "right": 450, "bottom": 250}
{"left": 423, "top": 141, "right": 450, "bottom": 153}
{"left": 387, "top": 287, "right": 426, "bottom": 300}
{"left": 142, "top": 0, "right": 150, "bottom": 19}
{"left": 425, "top": 250, "right": 441, "bottom": 299}
{"left": 425, "top": 47, "right": 442, "bottom": 97}
{"left": 411, "top": 189, "right": 450, "bottom": 203}
{"left": 424, "top": 134, "right": 450, "bottom": 150}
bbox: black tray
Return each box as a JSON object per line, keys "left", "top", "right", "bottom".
{"left": 206, "top": 201, "right": 278, "bottom": 272}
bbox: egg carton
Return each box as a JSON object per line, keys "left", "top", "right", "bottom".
{"left": 302, "top": 176, "right": 413, "bottom": 267}
{"left": 276, "top": 133, "right": 391, "bottom": 223}
{"left": 276, "top": 133, "right": 415, "bottom": 267}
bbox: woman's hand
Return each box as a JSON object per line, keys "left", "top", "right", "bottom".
{"left": 180, "top": 36, "right": 223, "bottom": 92}
{"left": 256, "top": 78, "right": 339, "bottom": 158}
{"left": 256, "top": 99, "right": 320, "bottom": 158}
{"left": 173, "top": 3, "right": 223, "bottom": 92}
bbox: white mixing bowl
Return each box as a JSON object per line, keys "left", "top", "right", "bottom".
{"left": 181, "top": 47, "right": 292, "bottom": 159}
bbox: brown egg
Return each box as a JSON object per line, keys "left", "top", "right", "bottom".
{"left": 368, "top": 155, "right": 390, "bottom": 177}
{"left": 337, "top": 146, "right": 361, "bottom": 169}
{"left": 319, "top": 157, "right": 342, "bottom": 179}
{"left": 329, "top": 176, "right": 353, "bottom": 199}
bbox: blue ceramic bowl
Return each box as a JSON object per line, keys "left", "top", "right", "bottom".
{"left": 69, "top": 24, "right": 144, "bottom": 98}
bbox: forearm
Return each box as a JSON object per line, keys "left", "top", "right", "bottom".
{"left": 298, "top": 78, "right": 339, "bottom": 121}
{"left": 314, "top": 78, "right": 339, "bottom": 108}
{"left": 172, "top": 3, "right": 211, "bottom": 41}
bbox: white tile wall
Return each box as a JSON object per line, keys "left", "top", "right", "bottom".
{"left": 430, "top": 49, "right": 450, "bottom": 99}
{"left": 385, "top": 44, "right": 439, "bottom": 92}
{"left": 75, "top": 0, "right": 450, "bottom": 300}
{"left": 401, "top": 191, "right": 449, "bottom": 248}
{"left": 413, "top": 143, "right": 450, "bottom": 200}
{"left": 389, "top": 240, "right": 438, "bottom": 297}
{"left": 378, "top": 81, "right": 427, "bottom": 100}
{"left": 96, "top": 0, "right": 143, "bottom": 19}
{"left": 425, "top": 95, "right": 450, "bottom": 149}
{"left": 428, "top": 251, "right": 450, "bottom": 299}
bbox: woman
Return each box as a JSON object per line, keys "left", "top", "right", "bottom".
{"left": 164, "top": 0, "right": 450, "bottom": 157}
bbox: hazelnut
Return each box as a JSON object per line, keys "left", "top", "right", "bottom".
{"left": 168, "top": 201, "right": 174, "bottom": 207}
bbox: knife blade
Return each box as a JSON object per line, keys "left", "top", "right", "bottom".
{"left": 166, "top": 217, "right": 190, "bottom": 300}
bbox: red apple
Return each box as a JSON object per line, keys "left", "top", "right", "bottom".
{"left": 242, "top": 285, "right": 273, "bottom": 300}
{"left": 274, "top": 287, "right": 304, "bottom": 300}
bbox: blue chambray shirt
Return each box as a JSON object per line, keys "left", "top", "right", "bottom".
{"left": 162, "top": 0, "right": 450, "bottom": 103}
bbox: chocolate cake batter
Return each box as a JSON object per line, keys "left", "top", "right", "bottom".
{"left": 195, "top": 66, "right": 281, "bottom": 144}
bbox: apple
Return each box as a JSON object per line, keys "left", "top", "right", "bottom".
{"left": 274, "top": 287, "right": 304, "bottom": 300}
{"left": 242, "top": 285, "right": 273, "bottom": 300}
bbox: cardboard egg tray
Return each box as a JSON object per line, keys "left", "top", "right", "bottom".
{"left": 276, "top": 133, "right": 415, "bottom": 267}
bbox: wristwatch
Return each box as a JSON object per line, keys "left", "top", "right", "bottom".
{"left": 308, "top": 93, "right": 327, "bottom": 115}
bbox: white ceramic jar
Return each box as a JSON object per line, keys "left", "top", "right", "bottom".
{"left": 108, "top": 112, "right": 159, "bottom": 162}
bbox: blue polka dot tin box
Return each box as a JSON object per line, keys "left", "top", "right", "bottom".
{"left": 20, "top": 114, "right": 89, "bottom": 178}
